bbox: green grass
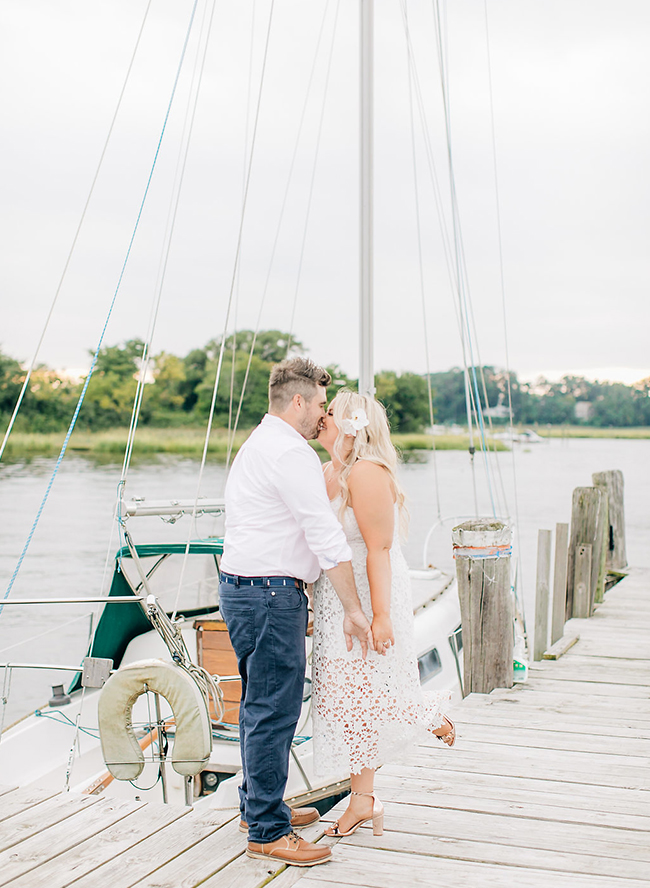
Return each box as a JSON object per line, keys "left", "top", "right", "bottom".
{"left": 4, "top": 424, "right": 648, "bottom": 461}
{"left": 392, "top": 433, "right": 508, "bottom": 452}
{"left": 533, "top": 426, "right": 650, "bottom": 439}
{"left": 2, "top": 427, "right": 252, "bottom": 459}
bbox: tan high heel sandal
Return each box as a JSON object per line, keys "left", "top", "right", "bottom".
{"left": 325, "top": 791, "right": 384, "bottom": 837}
{"left": 434, "top": 715, "right": 456, "bottom": 747}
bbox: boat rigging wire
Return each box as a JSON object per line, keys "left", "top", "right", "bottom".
{"left": 403, "top": 0, "right": 442, "bottom": 523}
{"left": 431, "top": 0, "right": 497, "bottom": 518}
{"left": 285, "top": 0, "right": 342, "bottom": 360}
{"left": 226, "top": 0, "right": 259, "bottom": 445}
{"left": 120, "top": 0, "right": 217, "bottom": 490}
{"left": 0, "top": 612, "right": 92, "bottom": 657}
{"left": 225, "top": 0, "right": 342, "bottom": 468}
{"left": 108, "top": 0, "right": 218, "bottom": 648}
{"left": 1, "top": 0, "right": 202, "bottom": 615}
{"left": 0, "top": 0, "right": 154, "bottom": 464}
{"left": 398, "top": 1, "right": 509, "bottom": 524}
{"left": 172, "top": 0, "right": 278, "bottom": 621}
{"left": 483, "top": 0, "right": 525, "bottom": 614}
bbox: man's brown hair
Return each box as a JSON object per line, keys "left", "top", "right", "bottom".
{"left": 269, "top": 357, "right": 331, "bottom": 411}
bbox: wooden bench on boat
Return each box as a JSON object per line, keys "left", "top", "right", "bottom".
{"left": 195, "top": 618, "right": 241, "bottom": 725}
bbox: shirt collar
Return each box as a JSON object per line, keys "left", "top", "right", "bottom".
{"left": 262, "top": 413, "right": 306, "bottom": 443}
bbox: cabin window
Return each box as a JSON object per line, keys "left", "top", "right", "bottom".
{"left": 417, "top": 647, "right": 442, "bottom": 682}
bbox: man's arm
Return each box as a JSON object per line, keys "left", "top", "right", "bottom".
{"left": 324, "top": 561, "right": 374, "bottom": 658}
{"left": 274, "top": 446, "right": 376, "bottom": 655}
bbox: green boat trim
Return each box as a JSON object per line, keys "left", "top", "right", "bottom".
{"left": 69, "top": 539, "right": 224, "bottom": 693}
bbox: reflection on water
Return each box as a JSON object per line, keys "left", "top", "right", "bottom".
{"left": 1, "top": 438, "right": 649, "bottom": 724}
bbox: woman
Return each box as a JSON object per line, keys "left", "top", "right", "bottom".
{"left": 312, "top": 391, "right": 455, "bottom": 838}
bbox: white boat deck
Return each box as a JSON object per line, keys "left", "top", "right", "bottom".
{"left": 1, "top": 568, "right": 648, "bottom": 888}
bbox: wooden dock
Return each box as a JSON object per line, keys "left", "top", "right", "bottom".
{"left": 1, "top": 568, "right": 648, "bottom": 887}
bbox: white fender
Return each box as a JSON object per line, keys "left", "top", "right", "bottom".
{"left": 98, "top": 658, "right": 212, "bottom": 781}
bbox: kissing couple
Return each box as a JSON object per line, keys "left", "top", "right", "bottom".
{"left": 219, "top": 356, "right": 455, "bottom": 868}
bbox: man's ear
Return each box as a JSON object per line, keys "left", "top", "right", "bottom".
{"left": 292, "top": 393, "right": 304, "bottom": 410}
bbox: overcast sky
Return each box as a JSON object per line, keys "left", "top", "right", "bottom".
{"left": 1, "top": 0, "right": 649, "bottom": 385}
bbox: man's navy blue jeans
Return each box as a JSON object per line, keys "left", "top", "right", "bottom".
{"left": 218, "top": 574, "right": 309, "bottom": 844}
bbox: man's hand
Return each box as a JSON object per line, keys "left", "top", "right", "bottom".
{"left": 342, "top": 608, "right": 374, "bottom": 659}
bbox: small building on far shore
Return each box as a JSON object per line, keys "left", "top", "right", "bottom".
{"left": 575, "top": 400, "right": 593, "bottom": 422}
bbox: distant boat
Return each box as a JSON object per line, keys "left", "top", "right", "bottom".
{"left": 494, "top": 428, "right": 547, "bottom": 446}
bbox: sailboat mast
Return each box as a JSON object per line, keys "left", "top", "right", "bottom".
{"left": 359, "top": 0, "right": 375, "bottom": 396}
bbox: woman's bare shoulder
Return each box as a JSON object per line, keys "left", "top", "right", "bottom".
{"left": 348, "top": 458, "right": 386, "bottom": 480}
{"left": 348, "top": 459, "right": 394, "bottom": 499}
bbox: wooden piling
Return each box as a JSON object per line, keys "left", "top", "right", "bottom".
{"left": 452, "top": 520, "right": 513, "bottom": 696}
{"left": 573, "top": 544, "right": 593, "bottom": 618}
{"left": 533, "top": 529, "right": 552, "bottom": 661}
{"left": 566, "top": 487, "right": 608, "bottom": 618}
{"left": 592, "top": 469, "right": 627, "bottom": 571}
{"left": 550, "top": 522, "right": 569, "bottom": 646}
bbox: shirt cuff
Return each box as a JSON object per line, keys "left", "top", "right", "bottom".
{"left": 317, "top": 542, "right": 352, "bottom": 572}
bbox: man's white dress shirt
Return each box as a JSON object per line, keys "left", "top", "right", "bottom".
{"left": 221, "top": 414, "right": 352, "bottom": 583}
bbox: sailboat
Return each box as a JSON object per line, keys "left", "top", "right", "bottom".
{"left": 0, "top": 1, "right": 513, "bottom": 810}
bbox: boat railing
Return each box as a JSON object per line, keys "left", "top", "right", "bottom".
{"left": 120, "top": 496, "right": 225, "bottom": 520}
{"left": 0, "top": 596, "right": 146, "bottom": 605}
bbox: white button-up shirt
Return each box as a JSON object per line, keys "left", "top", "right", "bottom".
{"left": 220, "top": 414, "right": 352, "bottom": 583}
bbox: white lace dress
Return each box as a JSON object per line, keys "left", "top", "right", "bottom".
{"left": 312, "top": 498, "right": 450, "bottom": 776}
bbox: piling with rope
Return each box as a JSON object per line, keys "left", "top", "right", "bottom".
{"left": 452, "top": 519, "right": 513, "bottom": 696}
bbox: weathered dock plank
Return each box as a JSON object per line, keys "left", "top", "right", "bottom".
{"left": 0, "top": 792, "right": 100, "bottom": 854}
{"left": 128, "top": 818, "right": 244, "bottom": 888}
{"left": 0, "top": 798, "right": 144, "bottom": 887}
{"left": 269, "top": 844, "right": 644, "bottom": 888}
{"left": 347, "top": 829, "right": 650, "bottom": 882}
{"left": 0, "top": 785, "right": 61, "bottom": 822}
{"left": 376, "top": 775, "right": 650, "bottom": 830}
{"left": 68, "top": 809, "right": 237, "bottom": 888}
{"left": 8, "top": 801, "right": 189, "bottom": 888}
{"left": 377, "top": 764, "right": 650, "bottom": 816}
{"left": 403, "top": 746, "right": 649, "bottom": 790}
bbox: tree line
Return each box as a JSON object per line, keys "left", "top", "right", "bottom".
{"left": 1, "top": 331, "right": 649, "bottom": 434}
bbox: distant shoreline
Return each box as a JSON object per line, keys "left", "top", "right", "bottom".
{"left": 2, "top": 425, "right": 649, "bottom": 460}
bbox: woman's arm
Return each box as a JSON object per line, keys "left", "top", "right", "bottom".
{"left": 348, "top": 460, "right": 396, "bottom": 653}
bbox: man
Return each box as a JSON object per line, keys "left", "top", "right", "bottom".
{"left": 219, "top": 356, "right": 374, "bottom": 868}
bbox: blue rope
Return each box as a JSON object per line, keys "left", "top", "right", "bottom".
{"left": 1, "top": 0, "right": 200, "bottom": 615}
{"left": 34, "top": 709, "right": 101, "bottom": 739}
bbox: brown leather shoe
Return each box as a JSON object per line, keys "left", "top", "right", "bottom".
{"left": 246, "top": 831, "right": 331, "bottom": 867}
{"left": 239, "top": 806, "right": 320, "bottom": 833}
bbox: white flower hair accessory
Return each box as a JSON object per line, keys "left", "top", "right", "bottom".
{"left": 341, "top": 407, "right": 370, "bottom": 437}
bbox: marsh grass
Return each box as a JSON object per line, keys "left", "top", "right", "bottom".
{"left": 535, "top": 426, "right": 650, "bottom": 439}
{"left": 2, "top": 427, "right": 252, "bottom": 459}
{"left": 4, "top": 425, "right": 648, "bottom": 461}
{"left": 392, "top": 433, "right": 509, "bottom": 452}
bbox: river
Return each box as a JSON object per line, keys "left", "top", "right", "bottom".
{"left": 1, "top": 436, "right": 648, "bottom": 725}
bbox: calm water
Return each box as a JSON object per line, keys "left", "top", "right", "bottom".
{"left": 1, "top": 437, "right": 648, "bottom": 724}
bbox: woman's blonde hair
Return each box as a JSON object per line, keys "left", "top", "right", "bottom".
{"left": 329, "top": 391, "right": 406, "bottom": 530}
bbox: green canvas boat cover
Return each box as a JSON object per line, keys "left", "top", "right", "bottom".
{"left": 69, "top": 540, "right": 223, "bottom": 693}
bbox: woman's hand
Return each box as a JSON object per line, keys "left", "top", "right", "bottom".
{"left": 371, "top": 613, "right": 395, "bottom": 656}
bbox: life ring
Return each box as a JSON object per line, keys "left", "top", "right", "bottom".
{"left": 97, "top": 658, "right": 212, "bottom": 781}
